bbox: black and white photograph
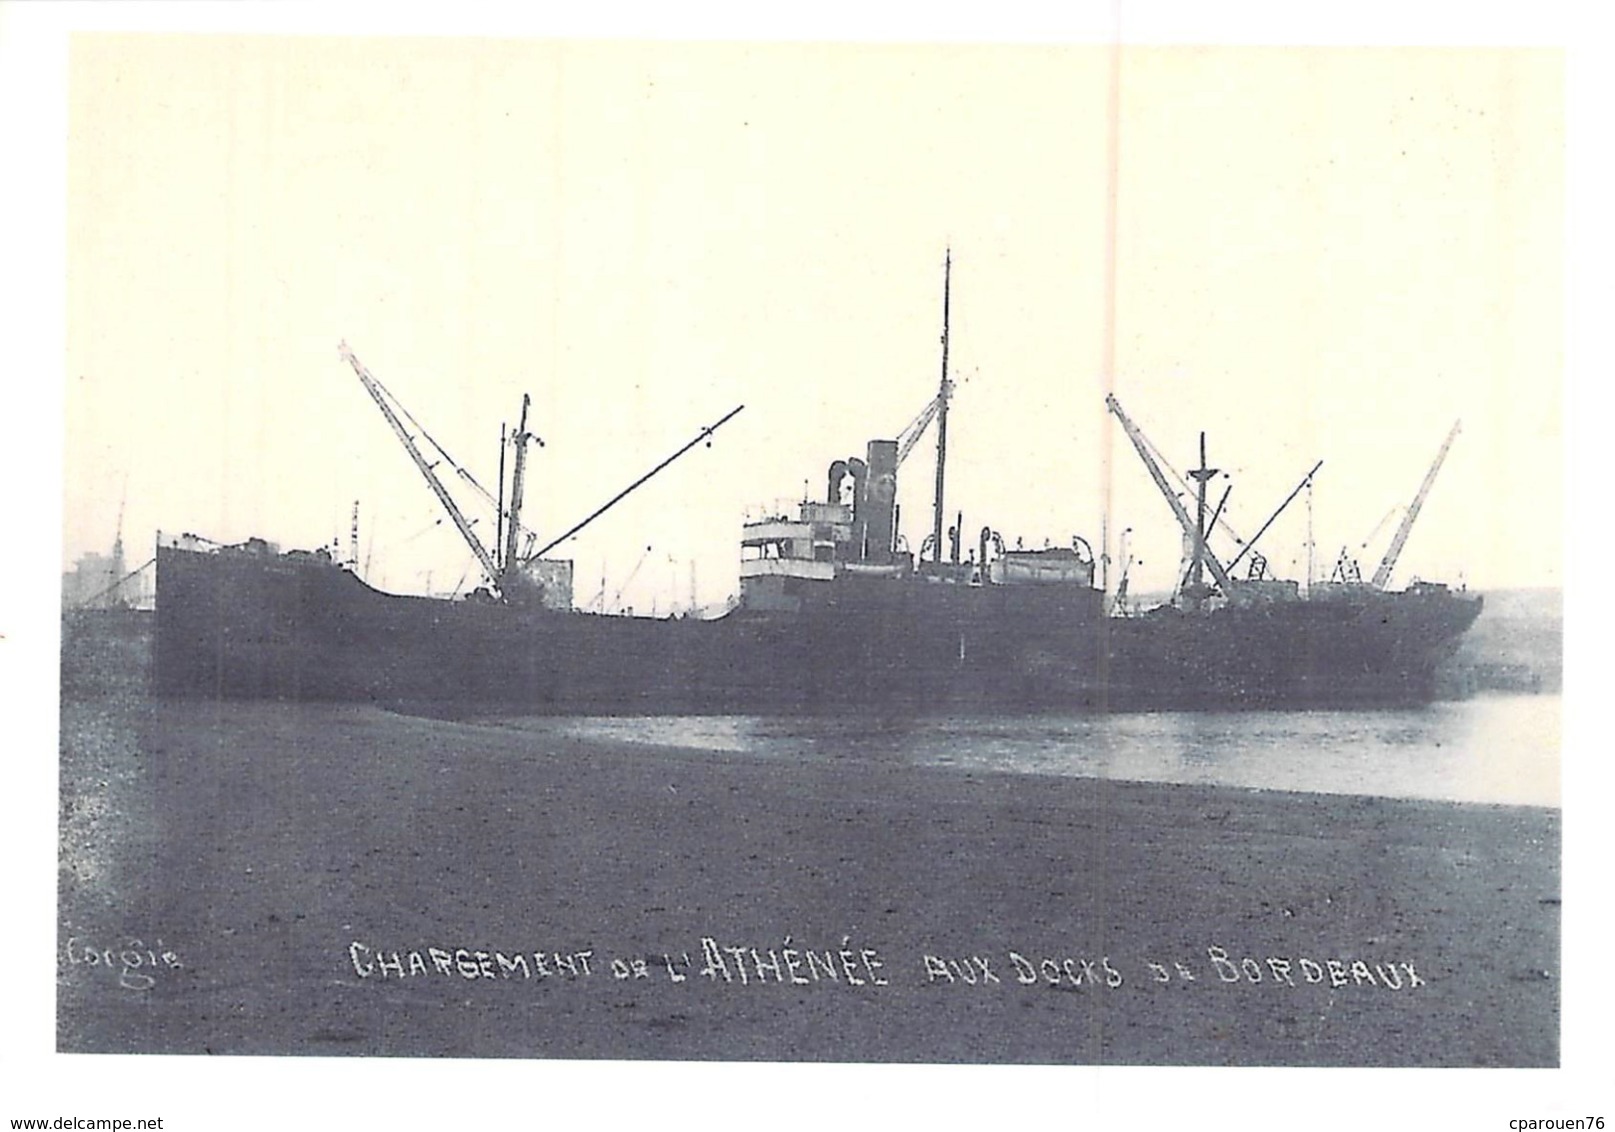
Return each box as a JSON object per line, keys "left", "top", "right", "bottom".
{"left": 5, "top": 3, "right": 1599, "bottom": 1129}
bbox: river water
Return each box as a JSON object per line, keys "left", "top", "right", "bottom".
{"left": 497, "top": 693, "right": 1560, "bottom": 808}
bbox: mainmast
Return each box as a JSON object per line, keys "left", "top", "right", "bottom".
{"left": 1187, "top": 432, "right": 1217, "bottom": 594}
{"left": 495, "top": 423, "right": 507, "bottom": 572}
{"left": 503, "top": 393, "right": 535, "bottom": 584}
{"left": 930, "top": 249, "right": 953, "bottom": 564}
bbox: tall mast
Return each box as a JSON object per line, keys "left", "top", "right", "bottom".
{"left": 496, "top": 422, "right": 507, "bottom": 573}
{"left": 504, "top": 394, "right": 533, "bottom": 581}
{"left": 931, "top": 248, "right": 953, "bottom": 564}
{"left": 1188, "top": 432, "right": 1218, "bottom": 594}
{"left": 1105, "top": 395, "right": 1235, "bottom": 593}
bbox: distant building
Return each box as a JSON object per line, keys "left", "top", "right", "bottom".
{"left": 62, "top": 546, "right": 153, "bottom": 610}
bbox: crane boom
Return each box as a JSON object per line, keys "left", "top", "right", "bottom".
{"left": 1226, "top": 459, "right": 1324, "bottom": 573}
{"left": 339, "top": 342, "right": 502, "bottom": 587}
{"left": 1138, "top": 427, "right": 1247, "bottom": 550}
{"left": 895, "top": 384, "right": 951, "bottom": 466}
{"left": 1105, "top": 394, "right": 1234, "bottom": 593}
{"left": 528, "top": 405, "right": 745, "bottom": 561}
{"left": 1371, "top": 420, "right": 1461, "bottom": 590}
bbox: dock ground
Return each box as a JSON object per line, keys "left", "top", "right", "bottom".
{"left": 57, "top": 614, "right": 1558, "bottom": 1065}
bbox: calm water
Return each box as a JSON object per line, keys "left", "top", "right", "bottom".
{"left": 489, "top": 693, "right": 1560, "bottom": 808}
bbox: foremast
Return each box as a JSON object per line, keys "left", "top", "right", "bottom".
{"left": 502, "top": 393, "right": 540, "bottom": 595}
{"left": 1105, "top": 394, "right": 1235, "bottom": 595}
{"left": 930, "top": 248, "right": 953, "bottom": 565}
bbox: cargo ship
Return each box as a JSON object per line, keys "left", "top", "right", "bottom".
{"left": 153, "top": 261, "right": 1481, "bottom": 714}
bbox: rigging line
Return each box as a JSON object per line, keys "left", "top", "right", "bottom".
{"left": 398, "top": 516, "right": 448, "bottom": 545}
{"left": 1137, "top": 428, "right": 1247, "bottom": 548}
{"left": 899, "top": 402, "right": 929, "bottom": 436}
{"left": 369, "top": 374, "right": 542, "bottom": 542}
{"left": 369, "top": 375, "right": 500, "bottom": 504}
{"left": 1225, "top": 460, "right": 1324, "bottom": 574}
{"left": 528, "top": 405, "right": 745, "bottom": 560}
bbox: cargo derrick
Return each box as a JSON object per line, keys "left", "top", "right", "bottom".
{"left": 342, "top": 340, "right": 741, "bottom": 612}
{"left": 339, "top": 342, "right": 505, "bottom": 593}
{"left": 1225, "top": 459, "right": 1324, "bottom": 579}
{"left": 526, "top": 405, "right": 746, "bottom": 564}
{"left": 1096, "top": 398, "right": 1481, "bottom": 705}
{"left": 501, "top": 394, "right": 541, "bottom": 597}
{"left": 1105, "top": 394, "right": 1235, "bottom": 600}
{"left": 156, "top": 323, "right": 1476, "bottom": 712}
{"left": 744, "top": 252, "right": 943, "bottom": 609}
{"left": 1371, "top": 421, "right": 1461, "bottom": 590}
{"left": 1107, "top": 396, "right": 1337, "bottom": 611}
{"left": 480, "top": 400, "right": 746, "bottom": 609}
{"left": 741, "top": 250, "right": 961, "bottom": 609}
{"left": 1317, "top": 421, "right": 1460, "bottom": 592}
{"left": 738, "top": 251, "right": 1099, "bottom": 668}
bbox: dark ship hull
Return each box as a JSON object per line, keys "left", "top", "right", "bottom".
{"left": 153, "top": 543, "right": 1481, "bottom": 715}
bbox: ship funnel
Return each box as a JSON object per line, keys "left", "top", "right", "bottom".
{"left": 863, "top": 440, "right": 899, "bottom": 564}
{"left": 827, "top": 459, "right": 849, "bottom": 504}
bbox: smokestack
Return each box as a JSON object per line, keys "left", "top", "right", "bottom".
{"left": 863, "top": 440, "right": 898, "bottom": 564}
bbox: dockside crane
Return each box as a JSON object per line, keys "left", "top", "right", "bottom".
{"left": 340, "top": 342, "right": 504, "bottom": 591}
{"left": 1105, "top": 394, "right": 1235, "bottom": 594}
{"left": 1370, "top": 420, "right": 1462, "bottom": 590}
{"left": 344, "top": 341, "right": 745, "bottom": 607}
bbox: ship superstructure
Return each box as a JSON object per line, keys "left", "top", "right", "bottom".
{"left": 153, "top": 255, "right": 1479, "bottom": 715}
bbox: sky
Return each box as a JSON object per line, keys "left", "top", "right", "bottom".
{"left": 4, "top": 3, "right": 1600, "bottom": 1130}
{"left": 58, "top": 33, "right": 1561, "bottom": 608}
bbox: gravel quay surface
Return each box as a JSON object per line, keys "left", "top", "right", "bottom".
{"left": 58, "top": 633, "right": 1559, "bottom": 1065}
